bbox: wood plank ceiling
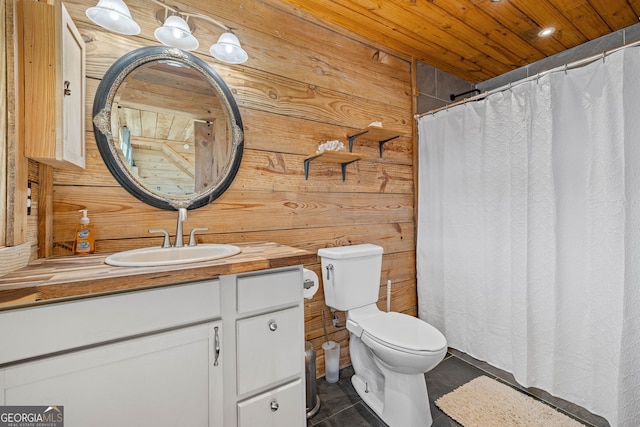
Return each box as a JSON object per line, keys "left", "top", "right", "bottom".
{"left": 277, "top": 0, "right": 640, "bottom": 83}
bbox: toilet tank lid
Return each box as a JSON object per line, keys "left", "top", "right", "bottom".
{"left": 318, "top": 244, "right": 383, "bottom": 259}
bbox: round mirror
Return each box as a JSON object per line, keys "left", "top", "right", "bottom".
{"left": 92, "top": 46, "right": 243, "bottom": 210}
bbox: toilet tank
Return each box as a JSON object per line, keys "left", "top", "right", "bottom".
{"left": 317, "top": 244, "right": 383, "bottom": 311}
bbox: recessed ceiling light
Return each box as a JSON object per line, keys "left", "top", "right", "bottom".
{"left": 538, "top": 27, "right": 556, "bottom": 37}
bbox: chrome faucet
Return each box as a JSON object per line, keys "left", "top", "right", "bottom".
{"left": 175, "top": 208, "right": 187, "bottom": 248}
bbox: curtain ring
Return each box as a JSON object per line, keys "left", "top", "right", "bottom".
{"left": 564, "top": 64, "right": 568, "bottom": 74}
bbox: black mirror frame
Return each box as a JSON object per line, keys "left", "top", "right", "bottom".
{"left": 92, "top": 46, "right": 244, "bottom": 211}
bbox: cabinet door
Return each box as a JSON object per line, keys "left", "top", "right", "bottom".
{"left": 1, "top": 322, "right": 223, "bottom": 427}
{"left": 60, "top": 1, "right": 86, "bottom": 168}
{"left": 22, "top": 0, "right": 85, "bottom": 169}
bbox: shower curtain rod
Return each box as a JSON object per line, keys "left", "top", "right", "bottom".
{"left": 414, "top": 39, "right": 640, "bottom": 119}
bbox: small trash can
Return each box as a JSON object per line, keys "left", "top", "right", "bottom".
{"left": 305, "top": 341, "right": 321, "bottom": 418}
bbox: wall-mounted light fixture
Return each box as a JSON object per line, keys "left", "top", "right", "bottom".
{"left": 152, "top": 0, "right": 248, "bottom": 64}
{"left": 85, "top": 0, "right": 248, "bottom": 64}
{"left": 154, "top": 9, "right": 199, "bottom": 51}
{"left": 86, "top": 0, "right": 140, "bottom": 35}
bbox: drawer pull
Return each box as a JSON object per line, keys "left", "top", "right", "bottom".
{"left": 214, "top": 326, "right": 220, "bottom": 366}
{"left": 268, "top": 320, "right": 278, "bottom": 331}
{"left": 270, "top": 400, "right": 279, "bottom": 412}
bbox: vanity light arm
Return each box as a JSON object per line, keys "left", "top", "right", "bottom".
{"left": 150, "top": 0, "right": 231, "bottom": 31}
{"left": 182, "top": 11, "right": 231, "bottom": 32}
{"left": 188, "top": 227, "right": 209, "bottom": 246}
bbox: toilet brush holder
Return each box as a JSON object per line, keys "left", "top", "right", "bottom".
{"left": 322, "top": 340, "right": 340, "bottom": 383}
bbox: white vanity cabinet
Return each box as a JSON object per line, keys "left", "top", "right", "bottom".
{"left": 0, "top": 265, "right": 306, "bottom": 427}
{"left": 0, "top": 280, "right": 223, "bottom": 427}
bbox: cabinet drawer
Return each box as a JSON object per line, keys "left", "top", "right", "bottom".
{"left": 236, "top": 306, "right": 303, "bottom": 395}
{"left": 237, "top": 268, "right": 301, "bottom": 314}
{"left": 237, "top": 379, "right": 304, "bottom": 427}
{"left": 0, "top": 280, "right": 220, "bottom": 365}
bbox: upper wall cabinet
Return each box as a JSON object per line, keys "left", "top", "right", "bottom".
{"left": 21, "top": 0, "right": 86, "bottom": 169}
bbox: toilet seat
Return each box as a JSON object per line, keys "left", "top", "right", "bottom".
{"left": 360, "top": 312, "right": 446, "bottom": 355}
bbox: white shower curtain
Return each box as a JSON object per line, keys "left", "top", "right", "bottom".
{"left": 417, "top": 47, "right": 640, "bottom": 426}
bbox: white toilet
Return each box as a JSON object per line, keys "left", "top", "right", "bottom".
{"left": 318, "top": 244, "right": 447, "bottom": 427}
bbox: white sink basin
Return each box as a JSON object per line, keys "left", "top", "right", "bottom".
{"left": 104, "top": 244, "right": 242, "bottom": 267}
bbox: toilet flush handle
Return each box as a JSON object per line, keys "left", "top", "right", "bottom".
{"left": 326, "top": 264, "right": 334, "bottom": 280}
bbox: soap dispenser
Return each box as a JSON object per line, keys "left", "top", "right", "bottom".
{"left": 73, "top": 209, "right": 95, "bottom": 255}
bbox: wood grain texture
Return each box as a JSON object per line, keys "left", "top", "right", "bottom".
{"left": 7, "top": 0, "right": 29, "bottom": 247}
{"left": 15, "top": 0, "right": 417, "bottom": 377}
{"left": 0, "top": 0, "right": 6, "bottom": 247}
{"left": 276, "top": 0, "right": 640, "bottom": 83}
{"left": 0, "top": 242, "right": 30, "bottom": 278}
{"left": 0, "top": 241, "right": 316, "bottom": 307}
{"left": 37, "top": 165, "right": 54, "bottom": 258}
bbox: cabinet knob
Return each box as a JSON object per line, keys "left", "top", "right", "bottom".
{"left": 270, "top": 400, "right": 279, "bottom": 412}
{"left": 268, "top": 320, "right": 278, "bottom": 331}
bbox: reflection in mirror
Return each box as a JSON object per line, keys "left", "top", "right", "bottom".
{"left": 92, "top": 46, "right": 243, "bottom": 210}
{"left": 112, "top": 61, "right": 231, "bottom": 196}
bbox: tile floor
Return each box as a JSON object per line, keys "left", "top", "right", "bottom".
{"left": 307, "top": 348, "right": 609, "bottom": 427}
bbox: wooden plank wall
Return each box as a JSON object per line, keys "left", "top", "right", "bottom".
{"left": 1, "top": 0, "right": 7, "bottom": 247}
{"left": 44, "top": 0, "right": 416, "bottom": 377}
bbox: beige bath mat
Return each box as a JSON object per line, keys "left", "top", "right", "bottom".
{"left": 435, "top": 376, "right": 584, "bottom": 427}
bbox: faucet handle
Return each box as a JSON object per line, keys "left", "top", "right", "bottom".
{"left": 188, "top": 227, "right": 209, "bottom": 246}
{"left": 149, "top": 229, "right": 171, "bottom": 248}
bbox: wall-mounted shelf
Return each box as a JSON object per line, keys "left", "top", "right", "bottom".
{"left": 348, "top": 126, "right": 405, "bottom": 157}
{"left": 303, "top": 151, "right": 368, "bottom": 181}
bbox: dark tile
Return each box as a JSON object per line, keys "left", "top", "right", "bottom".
{"left": 310, "top": 348, "right": 608, "bottom": 427}
{"left": 309, "top": 367, "right": 362, "bottom": 425}
{"left": 476, "top": 66, "right": 528, "bottom": 92}
{"left": 417, "top": 94, "right": 446, "bottom": 115}
{"left": 523, "top": 386, "right": 609, "bottom": 427}
{"left": 431, "top": 413, "right": 463, "bottom": 427}
{"left": 447, "top": 348, "right": 519, "bottom": 386}
{"left": 435, "top": 70, "right": 474, "bottom": 102}
{"left": 416, "top": 61, "right": 437, "bottom": 96}
{"left": 425, "top": 353, "right": 489, "bottom": 422}
{"left": 624, "top": 22, "right": 640, "bottom": 44}
{"left": 445, "top": 350, "right": 609, "bottom": 427}
{"left": 425, "top": 353, "right": 487, "bottom": 400}
{"left": 311, "top": 402, "right": 387, "bottom": 427}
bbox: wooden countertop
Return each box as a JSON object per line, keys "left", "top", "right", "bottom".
{"left": 0, "top": 242, "right": 317, "bottom": 310}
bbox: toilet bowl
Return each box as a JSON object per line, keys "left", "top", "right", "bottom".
{"left": 318, "top": 244, "right": 447, "bottom": 427}
{"left": 356, "top": 309, "right": 447, "bottom": 374}
{"left": 347, "top": 304, "right": 447, "bottom": 427}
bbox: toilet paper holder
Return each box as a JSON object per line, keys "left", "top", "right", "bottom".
{"left": 302, "top": 268, "right": 319, "bottom": 300}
